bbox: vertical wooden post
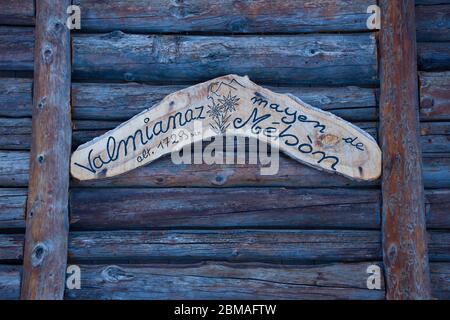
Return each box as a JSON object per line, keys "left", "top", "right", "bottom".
{"left": 21, "top": 0, "right": 71, "bottom": 300}
{"left": 379, "top": 0, "right": 431, "bottom": 300}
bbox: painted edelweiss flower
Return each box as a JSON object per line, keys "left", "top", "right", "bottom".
{"left": 206, "top": 102, "right": 222, "bottom": 119}
{"left": 218, "top": 91, "right": 240, "bottom": 113}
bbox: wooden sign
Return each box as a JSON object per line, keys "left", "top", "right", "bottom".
{"left": 71, "top": 75, "right": 381, "bottom": 181}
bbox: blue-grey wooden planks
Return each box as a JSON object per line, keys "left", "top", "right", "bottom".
{"left": 72, "top": 32, "right": 378, "bottom": 85}
{"left": 64, "top": 262, "right": 386, "bottom": 300}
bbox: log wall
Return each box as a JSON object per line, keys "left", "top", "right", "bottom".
{"left": 0, "top": 0, "right": 448, "bottom": 300}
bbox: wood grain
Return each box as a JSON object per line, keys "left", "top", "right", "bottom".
{"left": 69, "top": 188, "right": 381, "bottom": 230}
{"left": 1, "top": 150, "right": 449, "bottom": 188}
{"left": 3, "top": 72, "right": 448, "bottom": 122}
{"left": 0, "top": 0, "right": 34, "bottom": 25}
{"left": 64, "top": 262, "right": 385, "bottom": 300}
{"left": 418, "top": 42, "right": 450, "bottom": 71}
{"left": 1, "top": 230, "right": 450, "bottom": 263}
{"left": 420, "top": 72, "right": 450, "bottom": 121}
{"left": 0, "top": 27, "right": 34, "bottom": 71}
{"left": 72, "top": 0, "right": 375, "bottom": 34}
{"left": 379, "top": 0, "right": 431, "bottom": 299}
{"left": 73, "top": 33, "right": 378, "bottom": 85}
{"left": 1, "top": 187, "right": 448, "bottom": 231}
{"left": 0, "top": 265, "right": 21, "bottom": 300}
{"left": 0, "top": 188, "right": 27, "bottom": 229}
{"left": 68, "top": 229, "right": 382, "bottom": 263}
{"left": 416, "top": 4, "right": 450, "bottom": 42}
{"left": 21, "top": 0, "right": 72, "bottom": 300}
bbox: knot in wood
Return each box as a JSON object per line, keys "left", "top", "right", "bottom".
{"left": 42, "top": 45, "right": 54, "bottom": 64}
{"left": 31, "top": 242, "right": 49, "bottom": 267}
{"left": 101, "top": 265, "right": 134, "bottom": 283}
{"left": 37, "top": 97, "right": 47, "bottom": 111}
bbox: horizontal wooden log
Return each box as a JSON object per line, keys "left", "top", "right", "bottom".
{"left": 69, "top": 188, "right": 381, "bottom": 230}
{"left": 428, "top": 231, "right": 450, "bottom": 261}
{"left": 1, "top": 230, "right": 450, "bottom": 263}
{"left": 0, "top": 0, "right": 34, "bottom": 26}
{"left": 3, "top": 72, "right": 448, "bottom": 122}
{"left": 0, "top": 188, "right": 27, "bottom": 229}
{"left": 0, "top": 151, "right": 29, "bottom": 187}
{"left": 431, "top": 263, "right": 450, "bottom": 300}
{"left": 0, "top": 118, "right": 31, "bottom": 150}
{"left": 73, "top": 32, "right": 378, "bottom": 85}
{"left": 0, "top": 27, "right": 34, "bottom": 71}
{"left": 420, "top": 122, "right": 450, "bottom": 154}
{"left": 426, "top": 189, "right": 450, "bottom": 229}
{"left": 0, "top": 28, "right": 446, "bottom": 77}
{"left": 1, "top": 187, "right": 448, "bottom": 231}
{"left": 0, "top": 151, "right": 449, "bottom": 188}
{"left": 0, "top": 234, "right": 23, "bottom": 261}
{"left": 65, "top": 262, "right": 385, "bottom": 300}
{"left": 0, "top": 78, "right": 32, "bottom": 118}
{"left": 418, "top": 42, "right": 450, "bottom": 71}
{"left": 0, "top": 265, "right": 21, "bottom": 300}
{"left": 0, "top": 78, "right": 379, "bottom": 121}
{"left": 66, "top": 188, "right": 450, "bottom": 231}
{"left": 68, "top": 229, "right": 382, "bottom": 263}
{"left": 73, "top": 0, "right": 375, "bottom": 34}
{"left": 416, "top": 5, "right": 450, "bottom": 42}
{"left": 65, "top": 230, "right": 450, "bottom": 263}
{"left": 420, "top": 72, "right": 450, "bottom": 120}
{"left": 72, "top": 83, "right": 379, "bottom": 121}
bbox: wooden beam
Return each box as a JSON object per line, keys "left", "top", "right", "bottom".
{"left": 379, "top": 0, "right": 431, "bottom": 299}
{"left": 20, "top": 0, "right": 71, "bottom": 300}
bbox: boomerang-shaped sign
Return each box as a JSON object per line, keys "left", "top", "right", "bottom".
{"left": 71, "top": 75, "right": 381, "bottom": 181}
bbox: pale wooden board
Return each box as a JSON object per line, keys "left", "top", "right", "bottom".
{"left": 70, "top": 75, "right": 381, "bottom": 181}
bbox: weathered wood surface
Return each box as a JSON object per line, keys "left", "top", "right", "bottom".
{"left": 0, "top": 28, "right": 445, "bottom": 77}
{"left": 1, "top": 187, "right": 448, "bottom": 231}
{"left": 4, "top": 72, "right": 449, "bottom": 121}
{"left": 428, "top": 231, "right": 450, "bottom": 261}
{"left": 426, "top": 190, "right": 450, "bottom": 229}
{"left": 70, "top": 188, "right": 381, "bottom": 230}
{"left": 1, "top": 262, "right": 448, "bottom": 300}
{"left": 1, "top": 150, "right": 449, "bottom": 188}
{"left": 21, "top": 0, "right": 72, "bottom": 300}
{"left": 64, "top": 262, "right": 385, "bottom": 300}
{"left": 0, "top": 265, "right": 21, "bottom": 300}
{"left": 1, "top": 230, "right": 450, "bottom": 263}
{"left": 0, "top": 151, "right": 29, "bottom": 186}
{"left": 418, "top": 42, "right": 450, "bottom": 71}
{"left": 0, "top": 234, "right": 23, "bottom": 261}
{"left": 72, "top": 0, "right": 375, "bottom": 34}
{"left": 416, "top": 5, "right": 450, "bottom": 42}
{"left": 68, "top": 229, "right": 382, "bottom": 263}
{"left": 430, "top": 263, "right": 450, "bottom": 299}
{"left": 66, "top": 188, "right": 450, "bottom": 231}
{"left": 70, "top": 75, "right": 382, "bottom": 182}
{"left": 0, "top": 78, "right": 32, "bottom": 118}
{"left": 420, "top": 72, "right": 450, "bottom": 120}
{"left": 73, "top": 33, "right": 378, "bottom": 86}
{"left": 61, "top": 230, "right": 450, "bottom": 263}
{"left": 379, "top": 0, "right": 431, "bottom": 299}
{"left": 0, "top": 188, "right": 27, "bottom": 230}
{"left": 72, "top": 83, "right": 379, "bottom": 122}
{"left": 0, "top": 27, "right": 34, "bottom": 71}
{"left": 0, "top": 0, "right": 34, "bottom": 26}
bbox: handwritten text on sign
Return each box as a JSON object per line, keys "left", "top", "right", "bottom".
{"left": 71, "top": 75, "right": 381, "bottom": 181}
